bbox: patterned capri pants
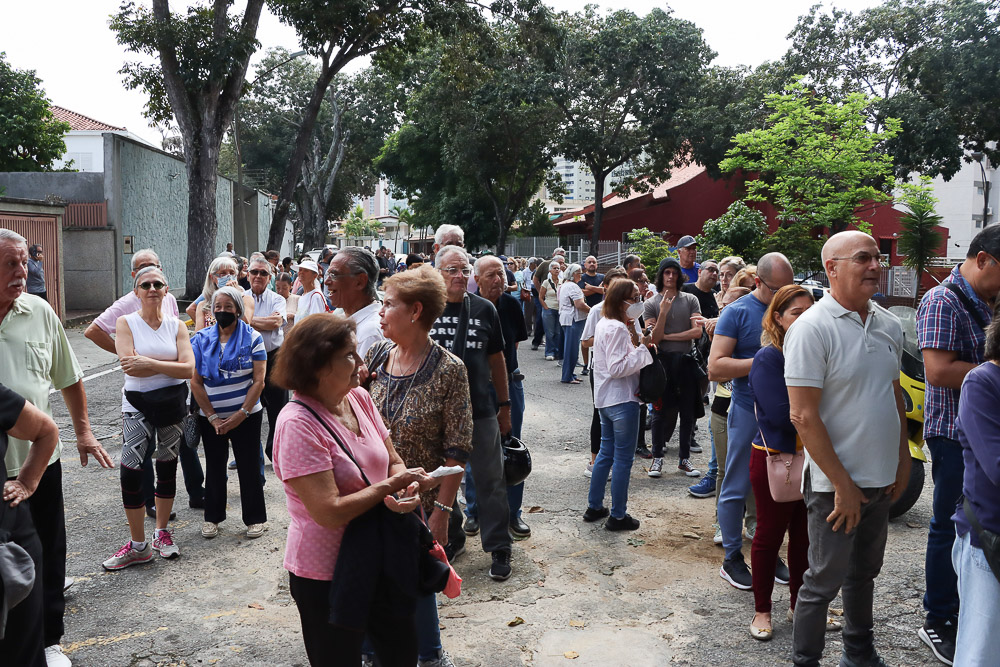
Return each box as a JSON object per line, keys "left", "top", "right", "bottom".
{"left": 120, "top": 411, "right": 182, "bottom": 509}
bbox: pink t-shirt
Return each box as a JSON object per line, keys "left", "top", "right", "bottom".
{"left": 93, "top": 291, "right": 180, "bottom": 334}
{"left": 272, "top": 388, "right": 390, "bottom": 581}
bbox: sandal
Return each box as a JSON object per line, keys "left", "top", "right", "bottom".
{"left": 563, "top": 378, "right": 582, "bottom": 385}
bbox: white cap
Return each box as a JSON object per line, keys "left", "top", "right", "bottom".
{"left": 298, "top": 260, "right": 320, "bottom": 275}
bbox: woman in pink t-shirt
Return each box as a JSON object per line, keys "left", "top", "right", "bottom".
{"left": 271, "top": 314, "right": 434, "bottom": 667}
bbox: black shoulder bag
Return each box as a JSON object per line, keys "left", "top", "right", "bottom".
{"left": 944, "top": 281, "right": 989, "bottom": 332}
{"left": 963, "top": 497, "right": 1000, "bottom": 584}
{"left": 289, "top": 399, "right": 449, "bottom": 628}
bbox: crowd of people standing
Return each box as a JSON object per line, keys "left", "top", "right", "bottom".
{"left": 1, "top": 221, "right": 999, "bottom": 666}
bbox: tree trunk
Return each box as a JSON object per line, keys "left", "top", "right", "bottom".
{"left": 590, "top": 167, "right": 608, "bottom": 257}
{"left": 496, "top": 223, "right": 509, "bottom": 255}
{"left": 267, "top": 65, "right": 338, "bottom": 249}
{"left": 184, "top": 154, "right": 221, "bottom": 299}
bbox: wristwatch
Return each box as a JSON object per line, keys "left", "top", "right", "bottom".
{"left": 240, "top": 408, "right": 250, "bottom": 418}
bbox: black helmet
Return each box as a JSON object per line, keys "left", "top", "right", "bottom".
{"left": 502, "top": 434, "right": 532, "bottom": 486}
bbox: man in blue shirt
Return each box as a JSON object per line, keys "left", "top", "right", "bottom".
{"left": 677, "top": 235, "right": 701, "bottom": 284}
{"left": 708, "top": 252, "right": 794, "bottom": 590}
{"left": 915, "top": 226, "right": 1000, "bottom": 665}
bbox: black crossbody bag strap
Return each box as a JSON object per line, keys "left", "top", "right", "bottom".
{"left": 290, "top": 399, "right": 372, "bottom": 487}
{"left": 944, "top": 282, "right": 989, "bottom": 332}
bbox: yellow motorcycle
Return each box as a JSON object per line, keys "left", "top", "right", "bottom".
{"left": 889, "top": 306, "right": 929, "bottom": 519}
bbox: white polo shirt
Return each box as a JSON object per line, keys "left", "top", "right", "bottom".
{"left": 249, "top": 287, "right": 287, "bottom": 353}
{"left": 334, "top": 301, "right": 384, "bottom": 358}
{"left": 783, "top": 294, "right": 903, "bottom": 492}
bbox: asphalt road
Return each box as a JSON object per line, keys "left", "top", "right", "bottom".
{"left": 47, "top": 328, "right": 940, "bottom": 666}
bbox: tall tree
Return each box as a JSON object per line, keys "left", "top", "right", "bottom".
{"left": 896, "top": 176, "right": 945, "bottom": 307}
{"left": 720, "top": 81, "right": 901, "bottom": 247}
{"left": 264, "top": 0, "right": 473, "bottom": 249}
{"left": 698, "top": 201, "right": 769, "bottom": 261}
{"left": 111, "top": 0, "right": 265, "bottom": 298}
{"left": 0, "top": 52, "right": 70, "bottom": 172}
{"left": 548, "top": 6, "right": 713, "bottom": 255}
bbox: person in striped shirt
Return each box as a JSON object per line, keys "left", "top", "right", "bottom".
{"left": 191, "top": 286, "right": 268, "bottom": 540}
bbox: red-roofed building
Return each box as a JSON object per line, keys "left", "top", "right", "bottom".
{"left": 49, "top": 105, "right": 154, "bottom": 172}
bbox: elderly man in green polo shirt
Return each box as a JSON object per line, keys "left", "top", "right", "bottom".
{"left": 0, "top": 228, "right": 112, "bottom": 667}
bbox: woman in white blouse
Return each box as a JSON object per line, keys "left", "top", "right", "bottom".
{"left": 296, "top": 260, "right": 328, "bottom": 322}
{"left": 558, "top": 263, "right": 590, "bottom": 384}
{"left": 584, "top": 278, "right": 652, "bottom": 531}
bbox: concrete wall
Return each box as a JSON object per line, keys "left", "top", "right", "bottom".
{"left": 63, "top": 227, "right": 117, "bottom": 309}
{"left": 0, "top": 171, "right": 104, "bottom": 202}
{"left": 105, "top": 133, "right": 234, "bottom": 296}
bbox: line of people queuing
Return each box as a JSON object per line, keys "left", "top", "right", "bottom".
{"left": 2, "top": 223, "right": 1000, "bottom": 666}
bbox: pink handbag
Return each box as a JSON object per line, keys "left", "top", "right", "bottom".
{"left": 766, "top": 449, "right": 804, "bottom": 502}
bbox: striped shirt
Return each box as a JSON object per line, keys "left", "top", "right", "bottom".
{"left": 197, "top": 331, "right": 267, "bottom": 418}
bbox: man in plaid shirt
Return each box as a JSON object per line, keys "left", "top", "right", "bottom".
{"left": 915, "top": 226, "right": 1000, "bottom": 665}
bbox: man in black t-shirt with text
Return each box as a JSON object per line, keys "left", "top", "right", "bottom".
{"left": 429, "top": 244, "right": 515, "bottom": 581}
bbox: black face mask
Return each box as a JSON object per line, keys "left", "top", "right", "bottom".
{"left": 214, "top": 311, "right": 238, "bottom": 328}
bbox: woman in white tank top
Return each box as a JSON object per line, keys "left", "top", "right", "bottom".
{"left": 101, "top": 266, "right": 195, "bottom": 572}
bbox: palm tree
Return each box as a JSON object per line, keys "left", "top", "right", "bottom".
{"left": 896, "top": 177, "right": 945, "bottom": 308}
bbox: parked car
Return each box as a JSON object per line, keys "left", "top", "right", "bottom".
{"left": 795, "top": 278, "right": 826, "bottom": 301}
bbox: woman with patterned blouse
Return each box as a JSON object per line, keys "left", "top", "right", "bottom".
{"left": 364, "top": 264, "right": 473, "bottom": 667}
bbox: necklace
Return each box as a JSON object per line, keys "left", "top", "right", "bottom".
{"left": 383, "top": 339, "right": 432, "bottom": 432}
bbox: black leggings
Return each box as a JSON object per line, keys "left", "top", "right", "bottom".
{"left": 289, "top": 573, "right": 417, "bottom": 667}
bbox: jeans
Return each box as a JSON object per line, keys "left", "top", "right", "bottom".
{"left": 718, "top": 401, "right": 757, "bottom": 559}
{"left": 532, "top": 296, "right": 545, "bottom": 347}
{"left": 561, "top": 319, "right": 585, "bottom": 383}
{"left": 924, "top": 436, "right": 964, "bottom": 624}
{"left": 749, "top": 448, "right": 809, "bottom": 613}
{"left": 952, "top": 530, "right": 1000, "bottom": 666}
{"left": 200, "top": 411, "right": 267, "bottom": 526}
{"left": 711, "top": 409, "right": 756, "bottom": 527}
{"left": 543, "top": 309, "right": 562, "bottom": 359}
{"left": 588, "top": 401, "right": 640, "bottom": 519}
{"left": 791, "top": 475, "right": 891, "bottom": 667}
{"left": 415, "top": 593, "right": 442, "bottom": 661}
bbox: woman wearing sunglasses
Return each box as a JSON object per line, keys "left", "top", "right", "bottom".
{"left": 102, "top": 266, "right": 195, "bottom": 570}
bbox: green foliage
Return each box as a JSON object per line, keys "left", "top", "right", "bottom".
{"left": 511, "top": 200, "right": 558, "bottom": 237}
{"left": 626, "top": 228, "right": 676, "bottom": 272}
{"left": 896, "top": 175, "right": 945, "bottom": 306}
{"left": 703, "top": 245, "right": 736, "bottom": 263}
{"left": 720, "top": 80, "right": 900, "bottom": 240}
{"left": 698, "top": 202, "right": 769, "bottom": 261}
{"left": 783, "top": 0, "right": 1000, "bottom": 179}
{"left": 341, "top": 205, "right": 382, "bottom": 239}
{"left": 0, "top": 52, "right": 70, "bottom": 172}
{"left": 759, "top": 224, "right": 826, "bottom": 276}
{"left": 549, "top": 6, "right": 713, "bottom": 252}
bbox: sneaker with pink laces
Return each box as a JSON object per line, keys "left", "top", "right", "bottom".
{"left": 102, "top": 541, "right": 153, "bottom": 570}
{"left": 152, "top": 529, "right": 180, "bottom": 559}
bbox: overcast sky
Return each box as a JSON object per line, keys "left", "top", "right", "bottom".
{"left": 2, "top": 0, "right": 883, "bottom": 148}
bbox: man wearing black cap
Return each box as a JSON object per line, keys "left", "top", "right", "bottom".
{"left": 676, "top": 235, "right": 700, "bottom": 284}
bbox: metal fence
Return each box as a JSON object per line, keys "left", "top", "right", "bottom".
{"left": 63, "top": 202, "right": 107, "bottom": 228}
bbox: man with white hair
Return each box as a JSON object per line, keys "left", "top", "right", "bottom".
{"left": 0, "top": 228, "right": 113, "bottom": 667}
{"left": 85, "top": 249, "right": 205, "bottom": 516}
{"left": 786, "top": 231, "right": 908, "bottom": 667}
{"left": 247, "top": 256, "right": 287, "bottom": 462}
{"left": 432, "top": 224, "right": 465, "bottom": 259}
{"left": 430, "top": 245, "right": 515, "bottom": 581}
{"left": 326, "top": 246, "right": 384, "bottom": 357}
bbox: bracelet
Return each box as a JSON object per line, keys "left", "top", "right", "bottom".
{"left": 433, "top": 501, "right": 453, "bottom": 513}
{"left": 240, "top": 408, "right": 250, "bottom": 418}
{"left": 207, "top": 414, "right": 220, "bottom": 423}
{"left": 497, "top": 400, "right": 511, "bottom": 408}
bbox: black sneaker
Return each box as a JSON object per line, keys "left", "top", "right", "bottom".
{"left": 839, "top": 648, "right": 890, "bottom": 667}
{"left": 606, "top": 514, "right": 640, "bottom": 531}
{"left": 145, "top": 506, "right": 177, "bottom": 520}
{"left": 583, "top": 507, "right": 610, "bottom": 522}
{"left": 918, "top": 620, "right": 955, "bottom": 666}
{"left": 444, "top": 542, "right": 465, "bottom": 562}
{"left": 720, "top": 553, "right": 753, "bottom": 590}
{"left": 509, "top": 516, "right": 531, "bottom": 540}
{"left": 489, "top": 550, "right": 512, "bottom": 581}
{"left": 774, "top": 557, "right": 790, "bottom": 585}
{"left": 462, "top": 516, "right": 480, "bottom": 536}
{"left": 581, "top": 367, "right": 589, "bottom": 376}
{"left": 635, "top": 446, "right": 653, "bottom": 460}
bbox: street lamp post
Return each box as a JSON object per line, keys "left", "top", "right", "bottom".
{"left": 972, "top": 151, "right": 991, "bottom": 227}
{"left": 233, "top": 50, "right": 308, "bottom": 255}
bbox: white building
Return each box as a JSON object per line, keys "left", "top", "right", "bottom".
{"left": 356, "top": 177, "right": 409, "bottom": 219}
{"left": 923, "top": 152, "right": 997, "bottom": 262}
{"left": 49, "top": 106, "right": 155, "bottom": 172}
{"left": 534, "top": 157, "right": 631, "bottom": 214}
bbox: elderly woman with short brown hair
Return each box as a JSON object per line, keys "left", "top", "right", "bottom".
{"left": 271, "top": 314, "right": 437, "bottom": 667}
{"left": 364, "top": 265, "right": 473, "bottom": 667}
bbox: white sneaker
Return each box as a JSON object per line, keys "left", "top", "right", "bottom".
{"left": 201, "top": 521, "right": 219, "bottom": 539}
{"left": 247, "top": 523, "right": 267, "bottom": 538}
{"left": 584, "top": 462, "right": 593, "bottom": 478}
{"left": 152, "top": 528, "right": 180, "bottom": 558}
{"left": 648, "top": 458, "right": 663, "bottom": 478}
{"left": 713, "top": 525, "right": 723, "bottom": 545}
{"left": 45, "top": 645, "right": 72, "bottom": 667}
{"left": 63, "top": 577, "right": 74, "bottom": 592}
{"left": 744, "top": 525, "right": 756, "bottom": 541}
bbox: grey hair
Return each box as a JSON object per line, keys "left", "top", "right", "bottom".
{"left": 552, "top": 247, "right": 566, "bottom": 257}
{"left": 212, "top": 285, "right": 245, "bottom": 318}
{"left": 434, "top": 224, "right": 464, "bottom": 246}
{"left": 338, "top": 246, "right": 379, "bottom": 302}
{"left": 133, "top": 265, "right": 166, "bottom": 290}
{"left": 248, "top": 256, "right": 272, "bottom": 271}
{"left": 435, "top": 244, "right": 468, "bottom": 267}
{"left": 528, "top": 257, "right": 539, "bottom": 269}
{"left": 130, "top": 249, "right": 161, "bottom": 271}
{"left": 201, "top": 256, "right": 239, "bottom": 301}
{"left": 0, "top": 229, "right": 27, "bottom": 247}
{"left": 474, "top": 255, "right": 503, "bottom": 277}
{"left": 561, "top": 263, "right": 582, "bottom": 284}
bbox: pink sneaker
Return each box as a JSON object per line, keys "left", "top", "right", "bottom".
{"left": 152, "top": 529, "right": 180, "bottom": 559}
{"left": 102, "top": 541, "right": 153, "bottom": 570}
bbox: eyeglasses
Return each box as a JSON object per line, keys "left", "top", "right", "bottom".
{"left": 758, "top": 277, "right": 782, "bottom": 293}
{"left": 830, "top": 251, "right": 881, "bottom": 266}
{"left": 440, "top": 266, "right": 472, "bottom": 277}
{"left": 138, "top": 281, "right": 166, "bottom": 291}
{"left": 248, "top": 269, "right": 270, "bottom": 277}
{"left": 702, "top": 266, "right": 719, "bottom": 274}
{"left": 326, "top": 271, "right": 361, "bottom": 281}
{"left": 136, "top": 262, "right": 161, "bottom": 271}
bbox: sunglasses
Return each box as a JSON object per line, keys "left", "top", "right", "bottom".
{"left": 138, "top": 281, "right": 166, "bottom": 291}
{"left": 248, "top": 269, "right": 270, "bottom": 277}
{"left": 829, "top": 251, "right": 881, "bottom": 266}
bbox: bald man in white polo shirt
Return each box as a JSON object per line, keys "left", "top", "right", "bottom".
{"left": 785, "top": 231, "right": 909, "bottom": 667}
